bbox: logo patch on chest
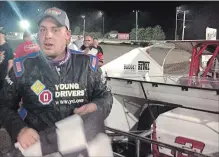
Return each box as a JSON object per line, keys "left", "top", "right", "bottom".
{"left": 39, "top": 89, "right": 53, "bottom": 105}
{"left": 31, "top": 80, "right": 46, "bottom": 95}
{"left": 54, "top": 83, "right": 85, "bottom": 106}
{"left": 31, "top": 80, "right": 53, "bottom": 105}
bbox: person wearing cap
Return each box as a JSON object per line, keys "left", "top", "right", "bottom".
{"left": 0, "top": 6, "right": 113, "bottom": 153}
{"left": 0, "top": 29, "right": 13, "bottom": 89}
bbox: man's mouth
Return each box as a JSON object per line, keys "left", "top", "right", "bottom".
{"left": 44, "top": 43, "right": 53, "bottom": 49}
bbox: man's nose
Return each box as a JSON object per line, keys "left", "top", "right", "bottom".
{"left": 45, "top": 30, "right": 53, "bottom": 39}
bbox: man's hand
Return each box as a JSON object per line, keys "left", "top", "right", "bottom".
{"left": 17, "top": 127, "right": 39, "bottom": 149}
{"left": 74, "top": 103, "right": 97, "bottom": 115}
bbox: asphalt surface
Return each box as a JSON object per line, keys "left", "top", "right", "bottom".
{"left": 8, "top": 39, "right": 190, "bottom": 62}
{"left": 7, "top": 40, "right": 138, "bottom": 63}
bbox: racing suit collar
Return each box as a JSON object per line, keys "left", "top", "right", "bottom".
{"left": 47, "top": 48, "right": 71, "bottom": 66}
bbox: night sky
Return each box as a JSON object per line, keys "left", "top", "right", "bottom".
{"left": 1, "top": 1, "right": 219, "bottom": 39}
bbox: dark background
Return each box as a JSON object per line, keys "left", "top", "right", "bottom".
{"left": 1, "top": 1, "right": 219, "bottom": 40}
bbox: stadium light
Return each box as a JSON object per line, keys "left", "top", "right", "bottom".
{"left": 175, "top": 6, "right": 189, "bottom": 40}
{"left": 133, "top": 10, "right": 140, "bottom": 41}
{"left": 19, "top": 20, "right": 30, "bottom": 30}
{"left": 98, "top": 11, "right": 105, "bottom": 39}
{"left": 81, "top": 15, "right": 85, "bottom": 37}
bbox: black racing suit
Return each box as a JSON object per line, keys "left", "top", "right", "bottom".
{"left": 0, "top": 49, "right": 113, "bottom": 143}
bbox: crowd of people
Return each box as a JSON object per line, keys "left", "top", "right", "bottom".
{"left": 68, "top": 34, "right": 104, "bottom": 67}
{"left": 0, "top": 6, "right": 112, "bottom": 156}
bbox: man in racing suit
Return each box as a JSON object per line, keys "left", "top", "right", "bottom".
{"left": 0, "top": 7, "right": 113, "bottom": 156}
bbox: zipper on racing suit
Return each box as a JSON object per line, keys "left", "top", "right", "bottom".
{"left": 53, "top": 51, "right": 72, "bottom": 119}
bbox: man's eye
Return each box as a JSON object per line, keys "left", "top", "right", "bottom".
{"left": 53, "top": 28, "right": 59, "bottom": 32}
{"left": 40, "top": 29, "right": 45, "bottom": 32}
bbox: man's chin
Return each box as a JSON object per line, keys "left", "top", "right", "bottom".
{"left": 43, "top": 50, "right": 56, "bottom": 57}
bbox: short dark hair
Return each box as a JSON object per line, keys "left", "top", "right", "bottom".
{"left": 85, "top": 35, "right": 93, "bottom": 38}
{"left": 23, "top": 31, "right": 31, "bottom": 39}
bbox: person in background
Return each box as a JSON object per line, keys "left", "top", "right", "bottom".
{"left": 74, "top": 35, "right": 84, "bottom": 49}
{"left": 80, "top": 35, "right": 93, "bottom": 52}
{"left": 93, "top": 38, "right": 104, "bottom": 67}
{"left": 0, "top": 29, "right": 13, "bottom": 89}
{"left": 80, "top": 35, "right": 104, "bottom": 67}
{"left": 67, "top": 38, "right": 79, "bottom": 51}
{"left": 93, "top": 38, "right": 103, "bottom": 54}
{"left": 14, "top": 31, "right": 39, "bottom": 58}
{"left": 23, "top": 31, "right": 32, "bottom": 42}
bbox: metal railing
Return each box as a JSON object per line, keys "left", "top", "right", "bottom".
{"left": 106, "top": 126, "right": 211, "bottom": 157}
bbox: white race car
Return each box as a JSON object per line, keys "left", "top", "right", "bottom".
{"left": 103, "top": 40, "right": 219, "bottom": 157}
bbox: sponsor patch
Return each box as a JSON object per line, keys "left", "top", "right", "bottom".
{"left": 39, "top": 89, "right": 53, "bottom": 105}
{"left": 18, "top": 107, "right": 27, "bottom": 120}
{"left": 15, "top": 62, "right": 22, "bottom": 72}
{"left": 31, "top": 80, "right": 46, "bottom": 95}
{"left": 138, "top": 61, "right": 150, "bottom": 71}
{"left": 92, "top": 57, "right": 97, "bottom": 67}
{"left": 89, "top": 55, "right": 98, "bottom": 72}
{"left": 54, "top": 83, "right": 85, "bottom": 106}
{"left": 13, "top": 52, "right": 40, "bottom": 77}
{"left": 5, "top": 75, "right": 13, "bottom": 85}
{"left": 123, "top": 64, "right": 137, "bottom": 73}
{"left": 45, "top": 8, "right": 61, "bottom": 16}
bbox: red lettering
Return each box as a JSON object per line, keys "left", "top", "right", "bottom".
{"left": 171, "top": 136, "right": 205, "bottom": 157}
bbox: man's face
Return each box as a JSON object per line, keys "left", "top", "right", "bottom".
{"left": 83, "top": 36, "right": 93, "bottom": 47}
{"left": 93, "top": 39, "right": 99, "bottom": 47}
{"left": 0, "top": 33, "right": 5, "bottom": 43}
{"left": 38, "top": 17, "right": 71, "bottom": 58}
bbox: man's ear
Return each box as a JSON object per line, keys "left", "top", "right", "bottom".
{"left": 67, "top": 30, "right": 71, "bottom": 41}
